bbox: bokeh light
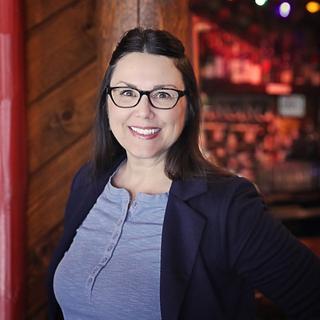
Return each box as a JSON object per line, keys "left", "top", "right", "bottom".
{"left": 279, "top": 2, "right": 291, "bottom": 18}
{"left": 255, "top": 0, "right": 268, "bottom": 6}
{"left": 306, "top": 1, "right": 320, "bottom": 13}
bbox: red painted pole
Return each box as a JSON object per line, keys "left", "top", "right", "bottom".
{"left": 0, "top": 0, "right": 27, "bottom": 319}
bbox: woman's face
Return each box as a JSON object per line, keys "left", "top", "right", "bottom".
{"left": 108, "top": 52, "right": 187, "bottom": 164}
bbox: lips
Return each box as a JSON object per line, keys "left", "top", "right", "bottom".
{"left": 129, "top": 126, "right": 161, "bottom": 139}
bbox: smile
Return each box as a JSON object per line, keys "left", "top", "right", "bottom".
{"left": 129, "top": 126, "right": 161, "bottom": 136}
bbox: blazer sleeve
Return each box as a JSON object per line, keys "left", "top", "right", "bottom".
{"left": 225, "top": 179, "right": 320, "bottom": 319}
{"left": 47, "top": 163, "right": 90, "bottom": 320}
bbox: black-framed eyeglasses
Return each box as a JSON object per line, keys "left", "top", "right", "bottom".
{"left": 106, "top": 86, "right": 187, "bottom": 110}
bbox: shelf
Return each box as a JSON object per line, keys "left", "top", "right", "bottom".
{"left": 265, "top": 190, "right": 320, "bottom": 206}
{"left": 201, "top": 79, "right": 320, "bottom": 96}
{"left": 201, "top": 79, "right": 267, "bottom": 95}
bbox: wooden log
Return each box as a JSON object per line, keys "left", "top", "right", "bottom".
{"left": 28, "top": 61, "right": 98, "bottom": 173}
{"left": 26, "top": 0, "right": 96, "bottom": 102}
{"left": 96, "top": 0, "right": 138, "bottom": 76}
{"left": 27, "top": 132, "right": 91, "bottom": 248}
{"left": 25, "top": 0, "right": 76, "bottom": 30}
{"left": 27, "top": 224, "right": 63, "bottom": 318}
{"left": 97, "top": 0, "right": 191, "bottom": 77}
{"left": 139, "top": 0, "right": 190, "bottom": 56}
{"left": 26, "top": 133, "right": 92, "bottom": 316}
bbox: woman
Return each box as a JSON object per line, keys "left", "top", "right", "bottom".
{"left": 48, "top": 28, "right": 320, "bottom": 319}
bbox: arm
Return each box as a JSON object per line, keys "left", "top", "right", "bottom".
{"left": 226, "top": 179, "right": 320, "bottom": 319}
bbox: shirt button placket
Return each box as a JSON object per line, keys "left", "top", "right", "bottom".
{"left": 86, "top": 276, "right": 94, "bottom": 292}
{"left": 88, "top": 276, "right": 94, "bottom": 283}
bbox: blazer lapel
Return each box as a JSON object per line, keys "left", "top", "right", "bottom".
{"left": 160, "top": 179, "right": 207, "bottom": 320}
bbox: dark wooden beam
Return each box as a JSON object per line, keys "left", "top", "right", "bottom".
{"left": 97, "top": 0, "right": 190, "bottom": 77}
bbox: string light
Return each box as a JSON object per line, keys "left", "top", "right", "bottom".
{"left": 306, "top": 1, "right": 320, "bottom": 13}
{"left": 255, "top": 0, "right": 268, "bottom": 6}
{"left": 252, "top": 1, "right": 319, "bottom": 17}
{"left": 278, "top": 2, "right": 291, "bottom": 18}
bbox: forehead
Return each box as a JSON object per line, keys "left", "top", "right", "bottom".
{"left": 110, "top": 52, "right": 184, "bottom": 88}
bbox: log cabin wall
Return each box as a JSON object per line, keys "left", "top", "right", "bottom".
{"left": 25, "top": 0, "right": 98, "bottom": 318}
{"left": 24, "top": 0, "right": 189, "bottom": 318}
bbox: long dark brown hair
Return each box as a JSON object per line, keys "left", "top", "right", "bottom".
{"left": 93, "top": 27, "right": 227, "bottom": 180}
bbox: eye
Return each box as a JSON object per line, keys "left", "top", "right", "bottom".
{"left": 152, "top": 90, "right": 175, "bottom": 100}
{"left": 118, "top": 88, "right": 138, "bottom": 97}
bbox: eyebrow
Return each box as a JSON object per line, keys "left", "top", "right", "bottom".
{"left": 114, "top": 81, "right": 179, "bottom": 89}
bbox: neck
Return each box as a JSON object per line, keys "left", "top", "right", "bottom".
{"left": 112, "top": 156, "right": 172, "bottom": 198}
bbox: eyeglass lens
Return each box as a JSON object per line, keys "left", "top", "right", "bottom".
{"left": 110, "top": 87, "right": 181, "bottom": 109}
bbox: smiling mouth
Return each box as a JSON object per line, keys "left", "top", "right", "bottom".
{"left": 128, "top": 126, "right": 161, "bottom": 139}
{"left": 129, "top": 126, "right": 161, "bottom": 136}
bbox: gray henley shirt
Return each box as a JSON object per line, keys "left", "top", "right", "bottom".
{"left": 53, "top": 172, "right": 168, "bottom": 319}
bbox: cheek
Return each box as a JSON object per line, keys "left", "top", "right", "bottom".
{"left": 166, "top": 109, "right": 187, "bottom": 139}
{"left": 107, "top": 103, "right": 121, "bottom": 124}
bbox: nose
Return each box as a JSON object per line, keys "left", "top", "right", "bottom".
{"left": 134, "top": 94, "right": 155, "bottom": 119}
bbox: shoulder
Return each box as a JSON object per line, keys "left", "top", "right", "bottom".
{"left": 197, "top": 173, "right": 263, "bottom": 207}
{"left": 172, "top": 172, "right": 262, "bottom": 207}
{"left": 209, "top": 174, "right": 263, "bottom": 206}
{"left": 190, "top": 175, "right": 275, "bottom": 269}
{"left": 64, "top": 158, "right": 123, "bottom": 220}
{"left": 70, "top": 162, "right": 93, "bottom": 190}
{"left": 174, "top": 173, "right": 265, "bottom": 225}
{"left": 70, "top": 157, "right": 124, "bottom": 191}
{"left": 207, "top": 173, "right": 257, "bottom": 192}
{"left": 187, "top": 174, "right": 267, "bottom": 236}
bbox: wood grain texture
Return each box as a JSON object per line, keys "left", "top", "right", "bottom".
{"left": 26, "top": 0, "right": 97, "bottom": 103}
{"left": 96, "top": 0, "right": 138, "bottom": 77}
{"left": 139, "top": 0, "right": 191, "bottom": 57}
{"left": 96, "top": 0, "right": 191, "bottom": 77}
{"left": 28, "top": 61, "right": 98, "bottom": 173}
{"left": 25, "top": 0, "right": 76, "bottom": 29}
{"left": 27, "top": 132, "right": 91, "bottom": 249}
{"left": 27, "top": 224, "right": 63, "bottom": 318}
{"left": 26, "top": 133, "right": 91, "bottom": 316}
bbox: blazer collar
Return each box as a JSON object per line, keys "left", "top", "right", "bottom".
{"left": 170, "top": 177, "right": 208, "bottom": 200}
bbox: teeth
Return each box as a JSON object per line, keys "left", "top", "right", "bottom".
{"left": 130, "top": 126, "right": 160, "bottom": 135}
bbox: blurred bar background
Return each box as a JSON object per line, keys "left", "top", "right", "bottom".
{"left": 0, "top": 0, "right": 319, "bottom": 319}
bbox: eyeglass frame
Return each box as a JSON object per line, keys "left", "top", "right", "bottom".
{"left": 106, "top": 86, "right": 188, "bottom": 110}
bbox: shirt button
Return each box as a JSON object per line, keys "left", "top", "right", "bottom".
{"left": 107, "top": 245, "right": 113, "bottom": 251}
{"left": 88, "top": 277, "right": 94, "bottom": 283}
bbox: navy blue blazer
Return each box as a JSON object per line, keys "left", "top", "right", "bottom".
{"left": 48, "top": 160, "right": 320, "bottom": 319}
